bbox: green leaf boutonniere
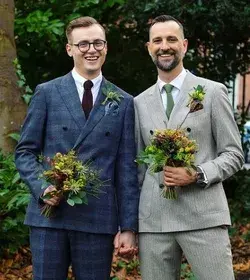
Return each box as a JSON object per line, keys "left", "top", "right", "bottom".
{"left": 187, "top": 85, "right": 206, "bottom": 113}
{"left": 102, "top": 87, "right": 124, "bottom": 105}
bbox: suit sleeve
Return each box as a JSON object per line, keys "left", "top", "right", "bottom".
{"left": 15, "top": 85, "right": 50, "bottom": 201}
{"left": 199, "top": 83, "right": 244, "bottom": 187}
{"left": 134, "top": 98, "right": 147, "bottom": 189}
{"left": 115, "top": 97, "right": 139, "bottom": 232}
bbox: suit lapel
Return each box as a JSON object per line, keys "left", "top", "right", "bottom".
{"left": 169, "top": 71, "right": 197, "bottom": 128}
{"left": 57, "top": 72, "right": 86, "bottom": 129}
{"left": 145, "top": 84, "right": 168, "bottom": 129}
{"left": 73, "top": 77, "right": 108, "bottom": 149}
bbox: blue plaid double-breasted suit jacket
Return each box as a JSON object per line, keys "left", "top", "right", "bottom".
{"left": 15, "top": 72, "right": 139, "bottom": 234}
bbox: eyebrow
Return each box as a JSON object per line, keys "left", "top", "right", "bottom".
{"left": 152, "top": 35, "right": 178, "bottom": 40}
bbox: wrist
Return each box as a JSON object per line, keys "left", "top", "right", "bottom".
{"left": 195, "top": 166, "right": 208, "bottom": 188}
{"left": 121, "top": 229, "right": 136, "bottom": 235}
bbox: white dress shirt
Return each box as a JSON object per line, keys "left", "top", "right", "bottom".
{"left": 158, "top": 68, "right": 187, "bottom": 111}
{"left": 71, "top": 68, "right": 102, "bottom": 105}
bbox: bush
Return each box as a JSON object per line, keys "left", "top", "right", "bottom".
{"left": 223, "top": 168, "right": 250, "bottom": 227}
{"left": 0, "top": 150, "right": 30, "bottom": 256}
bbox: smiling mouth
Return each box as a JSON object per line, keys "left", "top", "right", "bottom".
{"left": 157, "top": 51, "right": 175, "bottom": 57}
{"left": 85, "top": 56, "right": 99, "bottom": 61}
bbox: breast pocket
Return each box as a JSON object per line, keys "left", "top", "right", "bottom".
{"left": 186, "top": 109, "right": 206, "bottom": 118}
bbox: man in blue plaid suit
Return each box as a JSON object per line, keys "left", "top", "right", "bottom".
{"left": 15, "top": 16, "right": 139, "bottom": 280}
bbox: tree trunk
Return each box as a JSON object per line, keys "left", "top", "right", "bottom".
{"left": 0, "top": 0, "right": 26, "bottom": 153}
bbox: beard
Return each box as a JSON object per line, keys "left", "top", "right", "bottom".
{"left": 152, "top": 50, "right": 181, "bottom": 72}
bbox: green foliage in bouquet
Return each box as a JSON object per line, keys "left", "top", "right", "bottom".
{"left": 136, "top": 129, "right": 197, "bottom": 199}
{"left": 137, "top": 129, "right": 197, "bottom": 172}
{"left": 40, "top": 150, "right": 104, "bottom": 218}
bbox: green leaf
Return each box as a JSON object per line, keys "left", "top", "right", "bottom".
{"left": 17, "top": 80, "right": 25, "bottom": 87}
{"left": 79, "top": 191, "right": 86, "bottom": 198}
{"left": 42, "top": 193, "right": 52, "bottom": 200}
{"left": 67, "top": 198, "right": 75, "bottom": 206}
{"left": 12, "top": 172, "right": 20, "bottom": 184}
{"left": 70, "top": 196, "right": 83, "bottom": 204}
{"left": 81, "top": 195, "right": 88, "bottom": 205}
{"left": 22, "top": 94, "right": 32, "bottom": 105}
{"left": 144, "top": 3, "right": 155, "bottom": 12}
{"left": 7, "top": 133, "right": 20, "bottom": 142}
{"left": 51, "top": 27, "right": 64, "bottom": 35}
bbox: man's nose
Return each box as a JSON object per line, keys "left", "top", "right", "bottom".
{"left": 88, "top": 43, "right": 96, "bottom": 52}
{"left": 160, "top": 40, "right": 170, "bottom": 50}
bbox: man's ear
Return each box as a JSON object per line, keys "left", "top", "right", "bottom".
{"left": 104, "top": 43, "right": 108, "bottom": 54}
{"left": 183, "top": 39, "right": 188, "bottom": 55}
{"left": 146, "top": 42, "right": 152, "bottom": 57}
{"left": 66, "top": 43, "right": 72, "bottom": 57}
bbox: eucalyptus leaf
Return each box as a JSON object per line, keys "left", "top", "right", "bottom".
{"left": 67, "top": 198, "right": 75, "bottom": 206}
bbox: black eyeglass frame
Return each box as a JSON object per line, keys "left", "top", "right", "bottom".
{"left": 72, "top": 40, "right": 107, "bottom": 53}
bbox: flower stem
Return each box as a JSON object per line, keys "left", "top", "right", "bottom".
{"left": 40, "top": 204, "right": 56, "bottom": 218}
{"left": 162, "top": 185, "right": 177, "bottom": 200}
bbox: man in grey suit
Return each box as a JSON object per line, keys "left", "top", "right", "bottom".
{"left": 135, "top": 15, "right": 244, "bottom": 280}
{"left": 15, "top": 16, "right": 139, "bottom": 279}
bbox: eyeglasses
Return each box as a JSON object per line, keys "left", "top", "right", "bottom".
{"left": 73, "top": 40, "right": 107, "bottom": 53}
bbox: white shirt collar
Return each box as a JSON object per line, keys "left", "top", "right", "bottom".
{"left": 157, "top": 68, "right": 187, "bottom": 92}
{"left": 72, "top": 68, "right": 103, "bottom": 88}
{"left": 71, "top": 68, "right": 103, "bottom": 104}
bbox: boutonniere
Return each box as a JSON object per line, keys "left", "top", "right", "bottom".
{"left": 187, "top": 85, "right": 206, "bottom": 113}
{"left": 102, "top": 87, "right": 124, "bottom": 106}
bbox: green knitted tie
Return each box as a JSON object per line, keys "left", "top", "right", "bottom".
{"left": 164, "top": 84, "right": 174, "bottom": 118}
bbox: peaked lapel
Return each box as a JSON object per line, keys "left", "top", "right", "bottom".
{"left": 145, "top": 84, "right": 168, "bottom": 129}
{"left": 57, "top": 72, "right": 86, "bottom": 130}
{"left": 73, "top": 77, "right": 108, "bottom": 149}
{"left": 169, "top": 71, "right": 198, "bottom": 128}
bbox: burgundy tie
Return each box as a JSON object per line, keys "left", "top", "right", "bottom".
{"left": 82, "top": 80, "right": 93, "bottom": 119}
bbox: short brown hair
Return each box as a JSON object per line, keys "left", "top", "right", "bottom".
{"left": 149, "top": 15, "right": 185, "bottom": 38}
{"left": 66, "top": 16, "right": 106, "bottom": 42}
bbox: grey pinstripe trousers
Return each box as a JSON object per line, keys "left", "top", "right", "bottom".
{"left": 139, "top": 226, "right": 234, "bottom": 280}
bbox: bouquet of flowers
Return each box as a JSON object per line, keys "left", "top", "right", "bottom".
{"left": 136, "top": 129, "right": 197, "bottom": 199}
{"left": 39, "top": 150, "right": 104, "bottom": 217}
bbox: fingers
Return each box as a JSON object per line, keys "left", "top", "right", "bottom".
{"left": 118, "top": 246, "right": 138, "bottom": 260}
{"left": 43, "top": 185, "right": 61, "bottom": 206}
{"left": 163, "top": 166, "right": 197, "bottom": 186}
{"left": 113, "top": 232, "right": 121, "bottom": 255}
{"left": 115, "top": 231, "right": 138, "bottom": 259}
{"left": 43, "top": 185, "right": 56, "bottom": 195}
{"left": 163, "top": 168, "right": 178, "bottom": 186}
{"left": 44, "top": 196, "right": 61, "bottom": 206}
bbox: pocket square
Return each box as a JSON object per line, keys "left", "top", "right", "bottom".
{"left": 104, "top": 101, "right": 119, "bottom": 116}
{"left": 189, "top": 100, "right": 203, "bottom": 113}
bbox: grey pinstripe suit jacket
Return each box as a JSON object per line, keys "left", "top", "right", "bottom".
{"left": 135, "top": 71, "right": 244, "bottom": 233}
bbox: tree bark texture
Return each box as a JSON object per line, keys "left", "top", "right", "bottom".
{"left": 0, "top": 0, "right": 26, "bottom": 152}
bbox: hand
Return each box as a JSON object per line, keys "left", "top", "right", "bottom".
{"left": 42, "top": 185, "right": 61, "bottom": 206}
{"left": 113, "top": 231, "right": 138, "bottom": 260}
{"left": 163, "top": 166, "right": 196, "bottom": 187}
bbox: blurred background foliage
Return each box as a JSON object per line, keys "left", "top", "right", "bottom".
{"left": 14, "top": 0, "right": 250, "bottom": 95}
